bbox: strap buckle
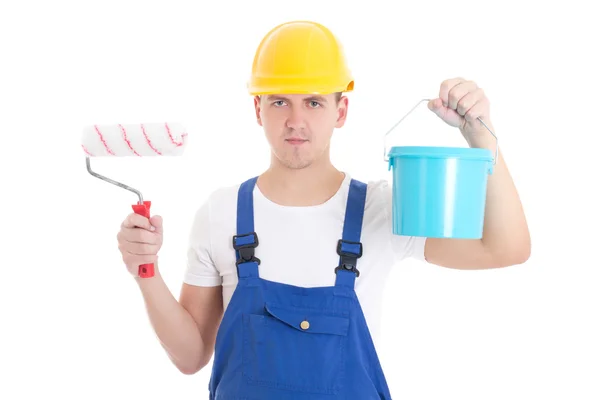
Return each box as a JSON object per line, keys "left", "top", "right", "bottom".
{"left": 335, "top": 239, "right": 362, "bottom": 277}
{"left": 233, "top": 232, "right": 260, "bottom": 266}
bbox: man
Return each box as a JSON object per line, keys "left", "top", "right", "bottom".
{"left": 117, "top": 20, "right": 530, "bottom": 399}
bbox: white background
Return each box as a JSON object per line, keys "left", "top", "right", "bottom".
{"left": 1, "top": 1, "right": 599, "bottom": 399}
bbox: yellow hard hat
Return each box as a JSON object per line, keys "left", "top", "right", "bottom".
{"left": 247, "top": 20, "right": 354, "bottom": 95}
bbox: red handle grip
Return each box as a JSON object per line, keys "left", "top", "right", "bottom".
{"left": 131, "top": 200, "right": 154, "bottom": 278}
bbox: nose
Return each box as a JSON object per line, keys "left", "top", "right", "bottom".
{"left": 285, "top": 107, "right": 306, "bottom": 130}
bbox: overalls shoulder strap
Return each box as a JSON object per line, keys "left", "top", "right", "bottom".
{"left": 232, "top": 176, "right": 260, "bottom": 280}
{"left": 335, "top": 178, "right": 368, "bottom": 289}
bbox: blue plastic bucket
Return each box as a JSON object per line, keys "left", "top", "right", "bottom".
{"left": 387, "top": 145, "right": 494, "bottom": 238}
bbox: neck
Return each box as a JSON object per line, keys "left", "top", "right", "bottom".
{"left": 257, "top": 153, "right": 345, "bottom": 207}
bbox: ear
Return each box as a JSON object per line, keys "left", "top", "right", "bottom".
{"left": 335, "top": 96, "right": 349, "bottom": 128}
{"left": 254, "top": 96, "right": 263, "bottom": 126}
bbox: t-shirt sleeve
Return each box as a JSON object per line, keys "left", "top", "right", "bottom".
{"left": 380, "top": 180, "right": 428, "bottom": 263}
{"left": 183, "top": 196, "right": 222, "bottom": 287}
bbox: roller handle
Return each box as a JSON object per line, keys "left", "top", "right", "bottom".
{"left": 131, "top": 200, "right": 154, "bottom": 278}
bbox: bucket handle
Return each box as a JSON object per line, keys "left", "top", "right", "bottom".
{"left": 383, "top": 98, "right": 498, "bottom": 165}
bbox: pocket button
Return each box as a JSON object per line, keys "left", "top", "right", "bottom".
{"left": 300, "top": 320, "right": 310, "bottom": 330}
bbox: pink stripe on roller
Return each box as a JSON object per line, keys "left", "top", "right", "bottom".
{"left": 94, "top": 125, "right": 115, "bottom": 155}
{"left": 81, "top": 144, "right": 94, "bottom": 156}
{"left": 140, "top": 124, "right": 162, "bottom": 155}
{"left": 119, "top": 124, "right": 141, "bottom": 156}
{"left": 165, "top": 123, "right": 185, "bottom": 147}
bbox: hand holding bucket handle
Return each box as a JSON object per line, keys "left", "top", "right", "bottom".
{"left": 382, "top": 99, "right": 498, "bottom": 164}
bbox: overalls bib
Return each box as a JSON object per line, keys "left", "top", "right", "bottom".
{"left": 208, "top": 176, "right": 392, "bottom": 399}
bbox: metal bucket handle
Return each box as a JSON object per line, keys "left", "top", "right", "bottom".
{"left": 382, "top": 98, "right": 498, "bottom": 165}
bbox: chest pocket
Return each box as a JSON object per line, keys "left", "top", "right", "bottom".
{"left": 242, "top": 302, "right": 350, "bottom": 395}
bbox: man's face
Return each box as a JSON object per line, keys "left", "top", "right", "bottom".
{"left": 254, "top": 93, "right": 348, "bottom": 169}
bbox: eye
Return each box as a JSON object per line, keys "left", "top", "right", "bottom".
{"left": 273, "top": 100, "right": 286, "bottom": 107}
{"left": 308, "top": 101, "right": 321, "bottom": 108}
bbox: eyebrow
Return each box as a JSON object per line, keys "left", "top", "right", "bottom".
{"left": 265, "top": 95, "right": 329, "bottom": 103}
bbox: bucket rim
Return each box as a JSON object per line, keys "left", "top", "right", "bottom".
{"left": 387, "top": 145, "right": 494, "bottom": 161}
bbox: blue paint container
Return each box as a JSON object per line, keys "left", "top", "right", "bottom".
{"left": 384, "top": 99, "right": 497, "bottom": 239}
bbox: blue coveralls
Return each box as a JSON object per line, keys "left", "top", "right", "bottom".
{"left": 208, "top": 176, "right": 393, "bottom": 399}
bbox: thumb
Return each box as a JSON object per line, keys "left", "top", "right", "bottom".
{"left": 427, "top": 98, "right": 446, "bottom": 118}
{"left": 150, "top": 215, "right": 163, "bottom": 234}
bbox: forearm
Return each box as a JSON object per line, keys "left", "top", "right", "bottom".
{"left": 472, "top": 132, "right": 531, "bottom": 265}
{"left": 135, "top": 268, "right": 205, "bottom": 374}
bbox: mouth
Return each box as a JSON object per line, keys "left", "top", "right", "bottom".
{"left": 285, "top": 138, "right": 308, "bottom": 145}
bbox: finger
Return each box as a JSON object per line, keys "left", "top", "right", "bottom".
{"left": 118, "top": 227, "right": 160, "bottom": 245}
{"left": 448, "top": 80, "right": 478, "bottom": 111}
{"left": 464, "top": 99, "right": 489, "bottom": 123}
{"left": 439, "top": 77, "right": 465, "bottom": 106}
{"left": 456, "top": 87, "right": 484, "bottom": 116}
{"left": 120, "top": 242, "right": 160, "bottom": 256}
{"left": 122, "top": 213, "right": 155, "bottom": 231}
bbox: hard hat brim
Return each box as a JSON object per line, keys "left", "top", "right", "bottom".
{"left": 247, "top": 80, "right": 354, "bottom": 96}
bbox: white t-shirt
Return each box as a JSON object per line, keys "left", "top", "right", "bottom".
{"left": 183, "top": 173, "right": 427, "bottom": 344}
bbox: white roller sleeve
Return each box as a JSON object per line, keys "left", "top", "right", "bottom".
{"left": 81, "top": 122, "right": 188, "bottom": 156}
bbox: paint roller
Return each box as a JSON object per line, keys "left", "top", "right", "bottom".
{"left": 81, "top": 122, "right": 188, "bottom": 278}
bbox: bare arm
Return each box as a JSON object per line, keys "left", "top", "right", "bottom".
{"left": 179, "top": 282, "right": 223, "bottom": 370}
{"left": 135, "top": 267, "right": 223, "bottom": 375}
